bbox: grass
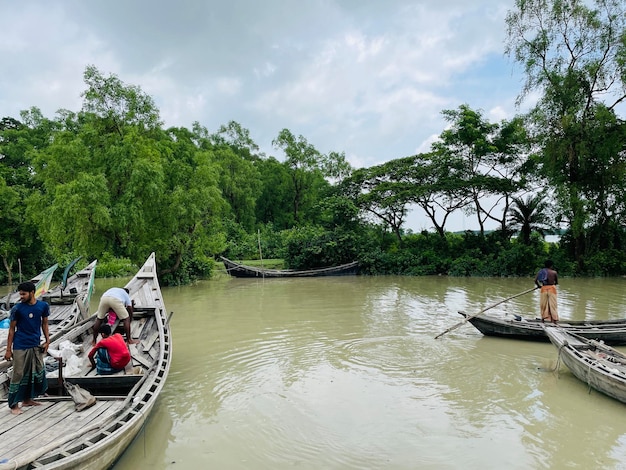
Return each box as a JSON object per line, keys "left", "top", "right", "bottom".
{"left": 234, "top": 258, "right": 284, "bottom": 269}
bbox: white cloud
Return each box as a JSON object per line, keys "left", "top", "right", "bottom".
{"left": 0, "top": 0, "right": 527, "bottom": 230}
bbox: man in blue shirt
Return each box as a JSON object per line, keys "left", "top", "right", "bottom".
{"left": 4, "top": 281, "right": 50, "bottom": 415}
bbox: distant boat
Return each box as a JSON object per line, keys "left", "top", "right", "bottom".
{"left": 221, "top": 256, "right": 360, "bottom": 278}
{"left": 457, "top": 310, "right": 626, "bottom": 345}
{"left": 545, "top": 326, "right": 626, "bottom": 404}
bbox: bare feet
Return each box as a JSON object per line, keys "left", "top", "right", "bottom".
{"left": 22, "top": 400, "right": 42, "bottom": 406}
{"left": 127, "top": 339, "right": 140, "bottom": 345}
{"left": 10, "top": 406, "right": 22, "bottom": 415}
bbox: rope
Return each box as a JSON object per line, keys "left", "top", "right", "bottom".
{"left": 549, "top": 336, "right": 598, "bottom": 394}
{"left": 546, "top": 343, "right": 566, "bottom": 376}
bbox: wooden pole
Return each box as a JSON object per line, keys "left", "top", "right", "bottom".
{"left": 257, "top": 229, "right": 264, "bottom": 279}
{"left": 434, "top": 286, "right": 539, "bottom": 339}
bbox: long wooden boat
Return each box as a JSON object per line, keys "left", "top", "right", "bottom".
{"left": 0, "top": 263, "right": 58, "bottom": 315}
{"left": 0, "top": 260, "right": 97, "bottom": 371}
{"left": 457, "top": 311, "right": 626, "bottom": 345}
{"left": 0, "top": 252, "right": 172, "bottom": 469}
{"left": 545, "top": 326, "right": 626, "bottom": 404}
{"left": 221, "top": 256, "right": 360, "bottom": 278}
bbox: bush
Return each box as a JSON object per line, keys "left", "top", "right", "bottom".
{"left": 96, "top": 257, "right": 137, "bottom": 278}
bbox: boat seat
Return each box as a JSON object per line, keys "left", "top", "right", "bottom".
{"left": 61, "top": 374, "right": 143, "bottom": 396}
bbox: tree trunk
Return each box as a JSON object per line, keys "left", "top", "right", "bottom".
{"left": 1, "top": 256, "right": 12, "bottom": 286}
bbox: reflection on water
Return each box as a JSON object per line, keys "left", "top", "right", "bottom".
{"left": 5, "top": 275, "right": 624, "bottom": 468}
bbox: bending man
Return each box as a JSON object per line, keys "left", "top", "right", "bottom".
{"left": 93, "top": 287, "right": 139, "bottom": 344}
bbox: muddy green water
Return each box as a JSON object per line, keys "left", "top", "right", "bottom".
{"left": 7, "top": 275, "right": 626, "bottom": 469}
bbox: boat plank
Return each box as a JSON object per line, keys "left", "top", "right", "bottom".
{"left": 1, "top": 400, "right": 122, "bottom": 462}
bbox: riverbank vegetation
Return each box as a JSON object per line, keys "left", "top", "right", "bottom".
{"left": 2, "top": 0, "right": 626, "bottom": 285}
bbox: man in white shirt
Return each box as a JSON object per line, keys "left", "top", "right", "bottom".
{"left": 92, "top": 287, "right": 139, "bottom": 344}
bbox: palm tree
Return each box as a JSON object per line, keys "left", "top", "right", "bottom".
{"left": 507, "top": 194, "right": 551, "bottom": 245}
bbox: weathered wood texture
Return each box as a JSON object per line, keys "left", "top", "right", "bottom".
{"left": 545, "top": 327, "right": 626, "bottom": 404}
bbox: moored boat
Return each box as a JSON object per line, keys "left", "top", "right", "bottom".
{"left": 221, "top": 256, "right": 360, "bottom": 278}
{"left": 544, "top": 326, "right": 626, "bottom": 404}
{"left": 0, "top": 252, "right": 171, "bottom": 469}
{"left": 457, "top": 311, "right": 626, "bottom": 345}
{"left": 0, "top": 260, "right": 97, "bottom": 371}
{"left": 0, "top": 263, "right": 58, "bottom": 314}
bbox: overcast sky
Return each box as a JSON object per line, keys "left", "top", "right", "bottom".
{"left": 1, "top": 0, "right": 528, "bottom": 232}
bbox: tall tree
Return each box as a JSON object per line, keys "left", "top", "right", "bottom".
{"left": 192, "top": 122, "right": 263, "bottom": 231}
{"left": 0, "top": 113, "right": 53, "bottom": 280}
{"left": 506, "top": 0, "right": 626, "bottom": 269}
{"left": 81, "top": 64, "right": 161, "bottom": 137}
{"left": 432, "top": 105, "right": 528, "bottom": 235}
{"left": 272, "top": 129, "right": 327, "bottom": 223}
{"left": 29, "top": 66, "right": 227, "bottom": 278}
{"left": 410, "top": 153, "right": 472, "bottom": 238}
{"left": 340, "top": 162, "right": 413, "bottom": 245}
{"left": 255, "top": 157, "right": 294, "bottom": 229}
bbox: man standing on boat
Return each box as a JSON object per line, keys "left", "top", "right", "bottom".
{"left": 3, "top": 281, "right": 50, "bottom": 415}
{"left": 535, "top": 260, "right": 559, "bottom": 324}
{"left": 93, "top": 287, "right": 139, "bottom": 345}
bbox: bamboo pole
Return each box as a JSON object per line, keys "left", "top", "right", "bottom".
{"left": 434, "top": 286, "right": 539, "bottom": 339}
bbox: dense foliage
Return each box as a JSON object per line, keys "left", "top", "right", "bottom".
{"left": 2, "top": 0, "right": 626, "bottom": 284}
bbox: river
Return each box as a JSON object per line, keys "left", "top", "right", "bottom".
{"left": 6, "top": 274, "right": 626, "bottom": 468}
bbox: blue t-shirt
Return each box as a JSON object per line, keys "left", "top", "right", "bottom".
{"left": 10, "top": 300, "right": 50, "bottom": 350}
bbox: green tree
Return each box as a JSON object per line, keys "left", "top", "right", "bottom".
{"left": 0, "top": 113, "right": 54, "bottom": 281}
{"left": 28, "top": 66, "right": 227, "bottom": 280}
{"left": 192, "top": 122, "right": 263, "bottom": 231}
{"left": 432, "top": 105, "right": 528, "bottom": 235}
{"left": 272, "top": 129, "right": 339, "bottom": 224}
{"left": 340, "top": 163, "right": 412, "bottom": 245}
{"left": 506, "top": 0, "right": 626, "bottom": 269}
{"left": 81, "top": 64, "right": 161, "bottom": 136}
{"left": 507, "top": 193, "right": 552, "bottom": 245}
{"left": 255, "top": 157, "right": 294, "bottom": 229}
{"left": 411, "top": 152, "right": 473, "bottom": 238}
{"left": 0, "top": 176, "right": 21, "bottom": 284}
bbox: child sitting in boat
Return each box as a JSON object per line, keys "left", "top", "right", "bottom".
{"left": 88, "top": 324, "right": 131, "bottom": 375}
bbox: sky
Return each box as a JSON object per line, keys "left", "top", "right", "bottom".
{"left": 0, "top": 0, "right": 530, "bottom": 232}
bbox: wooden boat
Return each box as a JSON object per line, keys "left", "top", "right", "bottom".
{"left": 457, "top": 311, "right": 626, "bottom": 345}
{"left": 0, "top": 263, "right": 58, "bottom": 315}
{"left": 545, "top": 326, "right": 626, "bottom": 404}
{"left": 0, "top": 252, "right": 172, "bottom": 469}
{"left": 221, "top": 256, "right": 360, "bottom": 278}
{"left": 0, "top": 260, "right": 97, "bottom": 371}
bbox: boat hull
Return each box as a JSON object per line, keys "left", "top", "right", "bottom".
{"left": 458, "top": 311, "right": 626, "bottom": 345}
{"left": 221, "top": 257, "right": 359, "bottom": 278}
{"left": 545, "top": 327, "right": 626, "bottom": 404}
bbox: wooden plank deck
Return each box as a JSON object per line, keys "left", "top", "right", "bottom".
{"left": 0, "top": 398, "right": 125, "bottom": 463}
